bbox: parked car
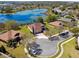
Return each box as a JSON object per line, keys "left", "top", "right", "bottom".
{"left": 29, "top": 42, "right": 40, "bottom": 49}
{"left": 49, "top": 36, "right": 59, "bottom": 41}
{"left": 34, "top": 49, "right": 42, "bottom": 55}
{"left": 59, "top": 31, "right": 69, "bottom": 38}
{"left": 27, "top": 42, "right": 42, "bottom": 56}
{"left": 29, "top": 48, "right": 42, "bottom": 56}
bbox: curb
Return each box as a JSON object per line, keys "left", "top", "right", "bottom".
{"left": 56, "top": 37, "right": 75, "bottom": 58}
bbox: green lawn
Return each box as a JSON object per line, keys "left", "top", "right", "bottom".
{"left": 44, "top": 22, "right": 62, "bottom": 36}
{"left": 0, "top": 25, "right": 34, "bottom": 58}
{"left": 61, "top": 38, "right": 79, "bottom": 58}
{"left": 0, "top": 41, "right": 28, "bottom": 58}
{"left": 20, "top": 25, "right": 34, "bottom": 37}
{"left": 19, "top": 25, "right": 35, "bottom": 44}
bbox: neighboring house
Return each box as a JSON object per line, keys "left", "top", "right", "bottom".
{"left": 52, "top": 7, "right": 62, "bottom": 14}
{"left": 60, "top": 11, "right": 68, "bottom": 17}
{"left": 0, "top": 30, "right": 21, "bottom": 42}
{"left": 59, "top": 17, "right": 77, "bottom": 27}
{"left": 50, "top": 21, "right": 64, "bottom": 28}
{"left": 52, "top": 7, "right": 68, "bottom": 17}
{"left": 60, "top": 18, "right": 72, "bottom": 22}
{"left": 28, "top": 23, "right": 45, "bottom": 34}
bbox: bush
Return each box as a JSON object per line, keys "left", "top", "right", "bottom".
{"left": 75, "top": 45, "right": 79, "bottom": 50}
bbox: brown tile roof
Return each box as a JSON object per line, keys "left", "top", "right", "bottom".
{"left": 28, "top": 23, "right": 43, "bottom": 33}
{"left": 50, "top": 21, "right": 63, "bottom": 27}
{"left": 0, "top": 30, "right": 21, "bottom": 42}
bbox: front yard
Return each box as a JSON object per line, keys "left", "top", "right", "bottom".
{"left": 0, "top": 25, "right": 34, "bottom": 58}
{"left": 2, "top": 42, "right": 27, "bottom": 58}
{"left": 61, "top": 38, "right": 79, "bottom": 58}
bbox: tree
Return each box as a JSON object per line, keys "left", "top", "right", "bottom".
{"left": 71, "top": 18, "right": 77, "bottom": 27}
{"left": 65, "top": 15, "right": 73, "bottom": 19}
{"left": 70, "top": 27, "right": 79, "bottom": 37}
{"left": 7, "top": 40, "right": 13, "bottom": 47}
{"left": 0, "top": 45, "right": 8, "bottom": 54}
{"left": 45, "top": 14, "right": 58, "bottom": 23}
{"left": 4, "top": 7, "right": 14, "bottom": 13}
{"left": 5, "top": 20, "right": 17, "bottom": 30}
{"left": 37, "top": 16, "right": 44, "bottom": 24}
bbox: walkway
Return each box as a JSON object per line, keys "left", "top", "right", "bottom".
{"left": 56, "top": 37, "right": 75, "bottom": 58}
{"left": 0, "top": 52, "right": 11, "bottom": 58}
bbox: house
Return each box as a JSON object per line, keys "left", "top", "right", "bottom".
{"left": 28, "top": 23, "right": 45, "bottom": 34}
{"left": 59, "top": 17, "right": 74, "bottom": 22}
{"left": 50, "top": 21, "right": 64, "bottom": 28}
{"left": 60, "top": 11, "right": 68, "bottom": 17}
{"left": 52, "top": 7, "right": 62, "bottom": 14}
{"left": 59, "top": 17, "right": 77, "bottom": 27}
{"left": 0, "top": 30, "right": 21, "bottom": 42}
{"left": 52, "top": 7, "right": 68, "bottom": 17}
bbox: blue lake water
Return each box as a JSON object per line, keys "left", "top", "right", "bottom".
{"left": 0, "top": 9, "right": 47, "bottom": 24}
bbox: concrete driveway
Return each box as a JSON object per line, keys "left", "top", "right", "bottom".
{"left": 35, "top": 32, "right": 73, "bottom": 57}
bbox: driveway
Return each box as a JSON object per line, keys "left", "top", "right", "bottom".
{"left": 35, "top": 32, "right": 73, "bottom": 57}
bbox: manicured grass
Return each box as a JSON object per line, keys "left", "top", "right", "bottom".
{"left": 19, "top": 25, "right": 35, "bottom": 44}
{"left": 60, "top": 38, "right": 79, "bottom": 58}
{"left": 0, "top": 41, "right": 28, "bottom": 58}
{"left": 0, "top": 25, "right": 34, "bottom": 58}
{"left": 5, "top": 44, "right": 28, "bottom": 58}
{"left": 20, "top": 25, "right": 34, "bottom": 37}
{"left": 44, "top": 22, "right": 62, "bottom": 36}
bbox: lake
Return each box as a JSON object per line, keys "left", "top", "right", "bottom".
{"left": 0, "top": 9, "right": 47, "bottom": 24}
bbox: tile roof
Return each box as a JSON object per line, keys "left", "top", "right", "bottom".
{"left": 50, "top": 21, "right": 63, "bottom": 27}
{"left": 0, "top": 30, "right": 21, "bottom": 42}
{"left": 28, "top": 23, "right": 43, "bottom": 33}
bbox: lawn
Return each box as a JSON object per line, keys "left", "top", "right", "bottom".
{"left": 19, "top": 25, "right": 34, "bottom": 37}
{"left": 0, "top": 25, "right": 34, "bottom": 58}
{"left": 44, "top": 22, "right": 62, "bottom": 36}
{"left": 0, "top": 40, "right": 28, "bottom": 58}
{"left": 19, "top": 25, "right": 35, "bottom": 44}
{"left": 61, "top": 38, "right": 79, "bottom": 58}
